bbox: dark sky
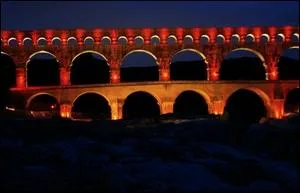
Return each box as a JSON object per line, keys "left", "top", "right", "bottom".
{"left": 1, "top": 1, "right": 299, "bottom": 30}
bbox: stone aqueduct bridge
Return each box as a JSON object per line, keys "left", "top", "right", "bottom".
{"left": 1, "top": 26, "right": 299, "bottom": 119}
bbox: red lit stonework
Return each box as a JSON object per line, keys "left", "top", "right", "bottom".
{"left": 1, "top": 26, "right": 299, "bottom": 119}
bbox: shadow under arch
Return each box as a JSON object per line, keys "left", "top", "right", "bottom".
{"left": 71, "top": 91, "right": 111, "bottom": 120}
{"left": 26, "top": 92, "right": 59, "bottom": 109}
{"left": 170, "top": 49, "right": 208, "bottom": 80}
{"left": 173, "top": 90, "right": 210, "bottom": 116}
{"left": 224, "top": 87, "right": 272, "bottom": 123}
{"left": 220, "top": 48, "right": 267, "bottom": 80}
{"left": 1, "top": 52, "right": 16, "bottom": 87}
{"left": 277, "top": 46, "right": 299, "bottom": 80}
{"left": 122, "top": 90, "right": 161, "bottom": 119}
{"left": 26, "top": 93, "right": 60, "bottom": 118}
{"left": 26, "top": 50, "right": 60, "bottom": 86}
{"left": 70, "top": 51, "right": 110, "bottom": 85}
{"left": 120, "top": 49, "right": 159, "bottom": 82}
{"left": 284, "top": 87, "right": 300, "bottom": 114}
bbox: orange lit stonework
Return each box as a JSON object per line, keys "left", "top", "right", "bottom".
{"left": 2, "top": 26, "right": 299, "bottom": 119}
{"left": 60, "top": 104, "right": 72, "bottom": 118}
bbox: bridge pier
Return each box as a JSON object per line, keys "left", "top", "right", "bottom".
{"left": 60, "top": 67, "right": 70, "bottom": 86}
{"left": 161, "top": 98, "right": 173, "bottom": 114}
{"left": 110, "top": 68, "right": 120, "bottom": 84}
{"left": 271, "top": 99, "right": 285, "bottom": 118}
{"left": 60, "top": 103, "right": 72, "bottom": 118}
{"left": 16, "top": 67, "right": 26, "bottom": 88}
{"left": 111, "top": 99, "right": 124, "bottom": 120}
{"left": 210, "top": 100, "right": 225, "bottom": 115}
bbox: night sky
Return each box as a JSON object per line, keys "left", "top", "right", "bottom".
{"left": 1, "top": 1, "right": 299, "bottom": 30}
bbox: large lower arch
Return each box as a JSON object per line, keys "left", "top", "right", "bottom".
{"left": 220, "top": 48, "right": 267, "bottom": 80}
{"left": 120, "top": 50, "right": 159, "bottom": 82}
{"left": 26, "top": 51, "right": 60, "bottom": 86}
{"left": 284, "top": 88, "right": 300, "bottom": 114}
{"left": 70, "top": 51, "right": 110, "bottom": 85}
{"left": 71, "top": 92, "right": 111, "bottom": 120}
{"left": 170, "top": 49, "right": 208, "bottom": 80}
{"left": 224, "top": 88, "right": 268, "bottom": 123}
{"left": 27, "top": 93, "right": 60, "bottom": 118}
{"left": 122, "top": 91, "right": 160, "bottom": 119}
{"left": 278, "top": 46, "right": 299, "bottom": 80}
{"left": 173, "top": 90, "right": 209, "bottom": 116}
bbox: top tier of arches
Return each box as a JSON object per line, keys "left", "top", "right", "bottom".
{"left": 1, "top": 26, "right": 299, "bottom": 48}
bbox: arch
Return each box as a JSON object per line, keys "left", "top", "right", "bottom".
{"left": 224, "top": 88, "right": 270, "bottom": 123}
{"left": 122, "top": 91, "right": 161, "bottom": 119}
{"left": 171, "top": 48, "right": 207, "bottom": 61}
{"left": 70, "top": 51, "right": 110, "bottom": 85}
{"left": 151, "top": 35, "right": 160, "bottom": 45}
{"left": 70, "top": 50, "right": 108, "bottom": 65}
{"left": 200, "top": 34, "right": 210, "bottom": 45}
{"left": 101, "top": 36, "right": 111, "bottom": 45}
{"left": 278, "top": 46, "right": 299, "bottom": 80}
{"left": 134, "top": 36, "right": 144, "bottom": 46}
{"left": 8, "top": 37, "right": 18, "bottom": 47}
{"left": 284, "top": 87, "right": 300, "bottom": 114}
{"left": 167, "top": 35, "right": 177, "bottom": 45}
{"left": 71, "top": 92, "right": 111, "bottom": 120}
{"left": 291, "top": 33, "right": 299, "bottom": 43}
{"left": 118, "top": 36, "right": 128, "bottom": 45}
{"left": 26, "top": 51, "right": 60, "bottom": 86}
{"left": 26, "top": 92, "right": 58, "bottom": 109}
{"left": 121, "top": 49, "right": 158, "bottom": 64}
{"left": 227, "top": 48, "right": 265, "bottom": 62}
{"left": 37, "top": 37, "right": 47, "bottom": 46}
{"left": 173, "top": 90, "right": 209, "bottom": 116}
{"left": 246, "top": 33, "right": 255, "bottom": 43}
{"left": 67, "top": 37, "right": 77, "bottom": 47}
{"left": 183, "top": 35, "right": 194, "bottom": 45}
{"left": 120, "top": 50, "right": 159, "bottom": 82}
{"left": 276, "top": 33, "right": 285, "bottom": 43}
{"left": 170, "top": 49, "right": 208, "bottom": 81}
{"left": 26, "top": 93, "right": 60, "bottom": 118}
{"left": 220, "top": 48, "right": 267, "bottom": 80}
{"left": 23, "top": 37, "right": 33, "bottom": 46}
{"left": 231, "top": 34, "right": 240, "bottom": 44}
{"left": 84, "top": 36, "right": 94, "bottom": 46}
{"left": 260, "top": 33, "right": 270, "bottom": 43}
{"left": 51, "top": 37, "right": 62, "bottom": 46}
{"left": 216, "top": 34, "right": 225, "bottom": 45}
{"left": 27, "top": 50, "right": 58, "bottom": 64}
{"left": 72, "top": 91, "right": 111, "bottom": 107}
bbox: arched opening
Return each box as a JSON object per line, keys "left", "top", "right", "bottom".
{"left": 27, "top": 94, "right": 60, "bottom": 119}
{"left": 1, "top": 53, "right": 16, "bottom": 88}
{"left": 70, "top": 51, "right": 110, "bottom": 85}
{"left": 224, "top": 89, "right": 267, "bottom": 123}
{"left": 278, "top": 47, "right": 299, "bottom": 80}
{"left": 122, "top": 91, "right": 160, "bottom": 119}
{"left": 26, "top": 51, "right": 60, "bottom": 86}
{"left": 170, "top": 49, "right": 207, "bottom": 80}
{"left": 71, "top": 93, "right": 111, "bottom": 120}
{"left": 220, "top": 49, "right": 266, "bottom": 80}
{"left": 284, "top": 88, "right": 300, "bottom": 114}
{"left": 120, "top": 50, "right": 159, "bottom": 82}
{"left": 173, "top": 90, "right": 209, "bottom": 116}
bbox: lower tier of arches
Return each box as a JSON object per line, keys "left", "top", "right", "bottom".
{"left": 10, "top": 83, "right": 298, "bottom": 123}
